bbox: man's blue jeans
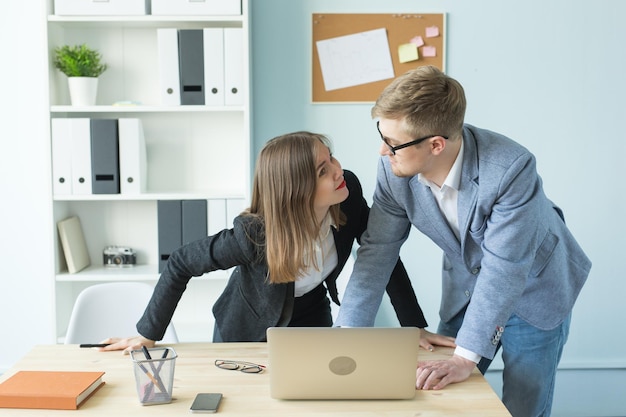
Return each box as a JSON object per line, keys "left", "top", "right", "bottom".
{"left": 438, "top": 312, "right": 571, "bottom": 417}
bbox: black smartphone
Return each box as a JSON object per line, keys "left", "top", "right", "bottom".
{"left": 190, "top": 393, "right": 223, "bottom": 413}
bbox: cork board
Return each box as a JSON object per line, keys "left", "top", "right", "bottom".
{"left": 312, "top": 13, "right": 446, "bottom": 103}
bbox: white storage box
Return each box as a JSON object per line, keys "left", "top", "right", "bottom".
{"left": 54, "top": 0, "right": 149, "bottom": 16}
{"left": 151, "top": 0, "right": 241, "bottom": 16}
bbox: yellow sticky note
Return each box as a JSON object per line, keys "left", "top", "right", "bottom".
{"left": 398, "top": 43, "right": 419, "bottom": 63}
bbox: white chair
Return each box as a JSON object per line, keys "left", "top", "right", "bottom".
{"left": 64, "top": 282, "right": 178, "bottom": 344}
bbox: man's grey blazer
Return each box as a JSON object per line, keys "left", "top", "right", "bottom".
{"left": 336, "top": 124, "right": 592, "bottom": 359}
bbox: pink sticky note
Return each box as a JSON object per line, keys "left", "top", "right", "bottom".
{"left": 422, "top": 46, "right": 437, "bottom": 57}
{"left": 425, "top": 26, "right": 440, "bottom": 38}
{"left": 410, "top": 36, "right": 425, "bottom": 47}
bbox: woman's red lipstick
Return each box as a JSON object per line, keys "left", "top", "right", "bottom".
{"left": 336, "top": 179, "right": 346, "bottom": 190}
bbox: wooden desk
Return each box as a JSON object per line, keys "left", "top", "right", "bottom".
{"left": 0, "top": 343, "right": 511, "bottom": 416}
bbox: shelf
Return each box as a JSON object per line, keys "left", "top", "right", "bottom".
{"left": 53, "top": 192, "right": 246, "bottom": 202}
{"left": 50, "top": 105, "right": 246, "bottom": 114}
{"left": 56, "top": 264, "right": 230, "bottom": 282}
{"left": 47, "top": 0, "right": 250, "bottom": 344}
{"left": 48, "top": 14, "right": 244, "bottom": 28}
{"left": 56, "top": 264, "right": 158, "bottom": 281}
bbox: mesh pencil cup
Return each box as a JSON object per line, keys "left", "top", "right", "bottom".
{"left": 130, "top": 347, "right": 177, "bottom": 405}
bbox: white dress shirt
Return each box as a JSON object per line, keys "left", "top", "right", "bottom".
{"left": 294, "top": 215, "right": 338, "bottom": 297}
{"left": 418, "top": 141, "right": 481, "bottom": 364}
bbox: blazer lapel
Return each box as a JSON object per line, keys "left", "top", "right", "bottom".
{"left": 325, "top": 227, "right": 349, "bottom": 305}
{"left": 410, "top": 176, "right": 462, "bottom": 256}
{"left": 457, "top": 128, "right": 480, "bottom": 251}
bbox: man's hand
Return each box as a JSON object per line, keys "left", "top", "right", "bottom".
{"left": 99, "top": 336, "right": 156, "bottom": 354}
{"left": 419, "top": 328, "right": 456, "bottom": 352}
{"left": 415, "top": 354, "right": 476, "bottom": 390}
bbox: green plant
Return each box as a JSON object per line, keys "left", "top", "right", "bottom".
{"left": 53, "top": 44, "right": 108, "bottom": 77}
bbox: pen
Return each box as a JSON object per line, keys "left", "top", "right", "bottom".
{"left": 137, "top": 363, "right": 161, "bottom": 387}
{"left": 79, "top": 343, "right": 111, "bottom": 348}
{"left": 155, "top": 348, "right": 169, "bottom": 373}
{"left": 142, "top": 346, "right": 167, "bottom": 393}
{"left": 142, "top": 345, "right": 153, "bottom": 360}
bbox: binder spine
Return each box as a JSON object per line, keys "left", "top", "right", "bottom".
{"left": 157, "top": 28, "right": 181, "bottom": 106}
{"left": 51, "top": 119, "right": 73, "bottom": 195}
{"left": 208, "top": 199, "right": 227, "bottom": 235}
{"left": 70, "top": 118, "right": 93, "bottom": 195}
{"left": 118, "top": 118, "right": 147, "bottom": 194}
{"left": 203, "top": 28, "right": 225, "bottom": 106}
{"left": 182, "top": 200, "right": 208, "bottom": 245}
{"left": 224, "top": 27, "right": 244, "bottom": 106}
{"left": 158, "top": 200, "right": 182, "bottom": 273}
{"left": 90, "top": 119, "right": 120, "bottom": 194}
{"left": 178, "top": 29, "right": 205, "bottom": 105}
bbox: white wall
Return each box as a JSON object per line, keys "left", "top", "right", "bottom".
{"left": 2, "top": 1, "right": 624, "bottom": 415}
{"left": 250, "top": 1, "right": 625, "bottom": 415}
{"left": 0, "top": 1, "right": 56, "bottom": 370}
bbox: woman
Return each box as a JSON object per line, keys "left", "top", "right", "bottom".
{"left": 102, "top": 132, "right": 455, "bottom": 352}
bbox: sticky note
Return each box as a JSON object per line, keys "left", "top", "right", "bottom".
{"left": 422, "top": 46, "right": 437, "bottom": 57}
{"left": 398, "top": 43, "right": 419, "bottom": 63}
{"left": 410, "top": 36, "right": 424, "bottom": 47}
{"left": 425, "top": 26, "right": 440, "bottom": 38}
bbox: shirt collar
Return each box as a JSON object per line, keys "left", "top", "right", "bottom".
{"left": 445, "top": 139, "right": 464, "bottom": 191}
{"left": 418, "top": 139, "right": 464, "bottom": 192}
{"left": 318, "top": 213, "right": 335, "bottom": 241}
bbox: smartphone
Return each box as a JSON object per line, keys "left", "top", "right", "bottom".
{"left": 190, "top": 393, "right": 223, "bottom": 413}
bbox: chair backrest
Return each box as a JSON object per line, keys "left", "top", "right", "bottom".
{"left": 64, "top": 282, "right": 178, "bottom": 344}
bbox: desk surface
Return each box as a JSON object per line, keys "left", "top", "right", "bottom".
{"left": 0, "top": 343, "right": 510, "bottom": 416}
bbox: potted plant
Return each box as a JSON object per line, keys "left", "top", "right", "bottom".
{"left": 53, "top": 44, "right": 108, "bottom": 106}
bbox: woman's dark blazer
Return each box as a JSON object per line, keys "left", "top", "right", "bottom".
{"left": 137, "top": 170, "right": 427, "bottom": 342}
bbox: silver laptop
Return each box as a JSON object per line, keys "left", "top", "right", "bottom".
{"left": 267, "top": 327, "right": 420, "bottom": 400}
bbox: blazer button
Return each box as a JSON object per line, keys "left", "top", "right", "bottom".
{"left": 464, "top": 290, "right": 470, "bottom": 297}
{"left": 491, "top": 326, "right": 504, "bottom": 345}
{"left": 471, "top": 267, "right": 480, "bottom": 274}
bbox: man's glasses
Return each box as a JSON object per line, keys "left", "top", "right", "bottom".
{"left": 214, "top": 359, "right": 265, "bottom": 374}
{"left": 377, "top": 121, "right": 448, "bottom": 155}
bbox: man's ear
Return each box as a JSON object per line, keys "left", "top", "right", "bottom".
{"left": 430, "top": 136, "right": 447, "bottom": 155}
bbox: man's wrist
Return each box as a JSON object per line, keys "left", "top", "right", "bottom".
{"left": 454, "top": 346, "right": 481, "bottom": 364}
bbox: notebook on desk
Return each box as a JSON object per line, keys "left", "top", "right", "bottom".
{"left": 266, "top": 327, "right": 420, "bottom": 400}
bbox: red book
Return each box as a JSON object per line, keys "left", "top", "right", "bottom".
{"left": 0, "top": 370, "right": 105, "bottom": 410}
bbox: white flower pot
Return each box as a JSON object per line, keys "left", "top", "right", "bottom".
{"left": 68, "top": 77, "right": 99, "bottom": 106}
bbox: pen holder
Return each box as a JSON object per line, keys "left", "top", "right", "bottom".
{"left": 130, "top": 347, "right": 177, "bottom": 405}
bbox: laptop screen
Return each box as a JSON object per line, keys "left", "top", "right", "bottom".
{"left": 267, "top": 327, "right": 420, "bottom": 400}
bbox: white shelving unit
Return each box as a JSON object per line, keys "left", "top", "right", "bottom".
{"left": 45, "top": 0, "right": 251, "bottom": 343}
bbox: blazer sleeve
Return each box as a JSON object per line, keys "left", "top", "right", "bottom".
{"left": 343, "top": 170, "right": 428, "bottom": 328}
{"left": 137, "top": 215, "right": 261, "bottom": 340}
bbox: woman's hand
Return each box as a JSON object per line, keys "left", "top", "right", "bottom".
{"left": 419, "top": 328, "right": 456, "bottom": 352}
{"left": 99, "top": 336, "right": 156, "bottom": 354}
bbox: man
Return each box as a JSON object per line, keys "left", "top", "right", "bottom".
{"left": 335, "top": 66, "right": 591, "bottom": 417}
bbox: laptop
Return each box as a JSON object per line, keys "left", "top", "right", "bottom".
{"left": 267, "top": 327, "right": 420, "bottom": 400}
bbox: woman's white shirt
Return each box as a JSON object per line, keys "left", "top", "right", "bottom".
{"left": 294, "top": 216, "right": 338, "bottom": 297}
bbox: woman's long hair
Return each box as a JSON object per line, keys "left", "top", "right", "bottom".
{"left": 246, "top": 132, "right": 344, "bottom": 284}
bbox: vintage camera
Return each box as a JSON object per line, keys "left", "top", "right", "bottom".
{"left": 103, "top": 246, "right": 137, "bottom": 267}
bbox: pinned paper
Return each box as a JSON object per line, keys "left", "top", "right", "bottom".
{"left": 398, "top": 43, "right": 419, "bottom": 63}
{"left": 316, "top": 28, "right": 394, "bottom": 91}
{"left": 410, "top": 36, "right": 425, "bottom": 47}
{"left": 425, "top": 26, "right": 440, "bottom": 38}
{"left": 422, "top": 46, "right": 437, "bottom": 57}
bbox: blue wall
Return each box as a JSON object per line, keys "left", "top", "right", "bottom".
{"left": 251, "top": 1, "right": 626, "bottom": 416}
